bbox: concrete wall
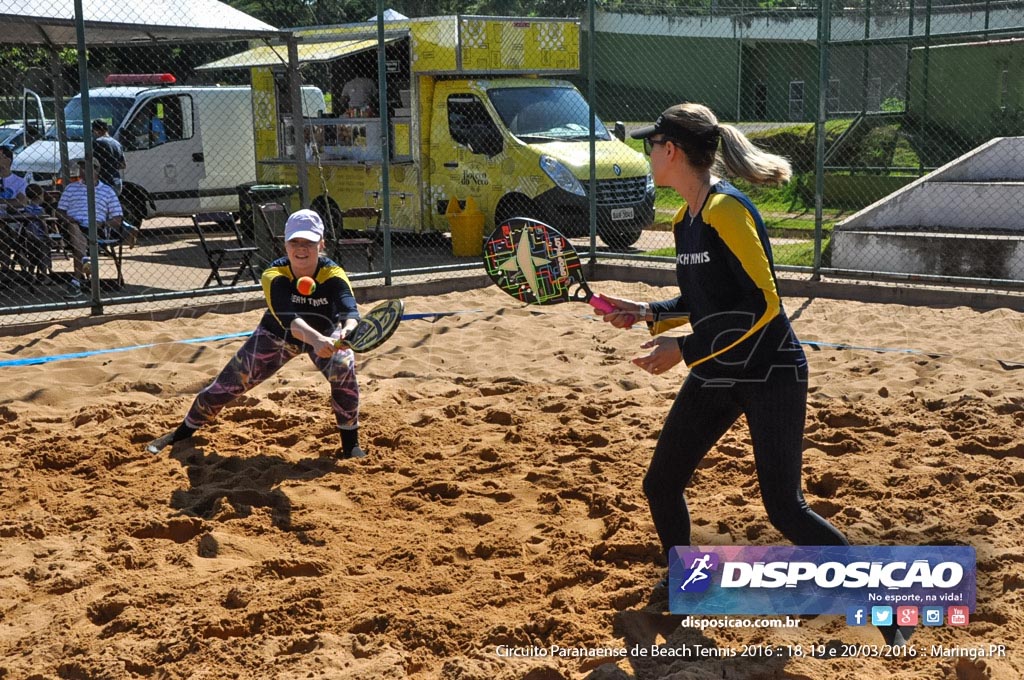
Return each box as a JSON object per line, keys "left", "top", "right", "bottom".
{"left": 833, "top": 230, "right": 1024, "bottom": 280}
{"left": 839, "top": 136, "right": 1024, "bottom": 230}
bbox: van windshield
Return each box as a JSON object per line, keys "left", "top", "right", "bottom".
{"left": 488, "top": 87, "right": 610, "bottom": 143}
{"left": 45, "top": 97, "right": 135, "bottom": 141}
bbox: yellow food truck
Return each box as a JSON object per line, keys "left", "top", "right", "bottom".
{"left": 201, "top": 15, "right": 654, "bottom": 248}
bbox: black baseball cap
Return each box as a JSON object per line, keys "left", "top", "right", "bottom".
{"left": 631, "top": 104, "right": 694, "bottom": 141}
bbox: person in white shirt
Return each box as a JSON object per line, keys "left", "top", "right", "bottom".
{"left": 0, "top": 145, "right": 29, "bottom": 212}
{"left": 57, "top": 158, "right": 123, "bottom": 298}
{"left": 1, "top": 145, "right": 30, "bottom": 273}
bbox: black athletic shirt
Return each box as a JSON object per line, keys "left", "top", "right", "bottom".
{"left": 258, "top": 256, "right": 359, "bottom": 349}
{"left": 649, "top": 180, "right": 806, "bottom": 380}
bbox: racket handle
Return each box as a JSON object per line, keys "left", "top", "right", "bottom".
{"left": 589, "top": 295, "right": 616, "bottom": 314}
{"left": 590, "top": 295, "right": 637, "bottom": 326}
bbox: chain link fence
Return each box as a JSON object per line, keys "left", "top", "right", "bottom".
{"left": 1, "top": 0, "right": 1022, "bottom": 327}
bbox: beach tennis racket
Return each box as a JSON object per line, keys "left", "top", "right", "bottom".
{"left": 483, "top": 217, "right": 633, "bottom": 322}
{"left": 334, "top": 299, "right": 404, "bottom": 353}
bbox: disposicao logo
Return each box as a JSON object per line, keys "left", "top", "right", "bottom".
{"left": 668, "top": 546, "right": 976, "bottom": 616}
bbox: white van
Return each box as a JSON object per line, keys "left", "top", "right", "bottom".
{"left": 13, "top": 75, "right": 325, "bottom": 225}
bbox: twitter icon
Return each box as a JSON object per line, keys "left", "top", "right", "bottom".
{"left": 871, "top": 606, "right": 893, "bottom": 626}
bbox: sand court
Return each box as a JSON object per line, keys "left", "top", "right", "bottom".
{"left": 0, "top": 284, "right": 1022, "bottom": 679}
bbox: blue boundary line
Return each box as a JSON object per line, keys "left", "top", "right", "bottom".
{"left": 0, "top": 310, "right": 481, "bottom": 369}
{"left": 3, "top": 311, "right": 1020, "bottom": 370}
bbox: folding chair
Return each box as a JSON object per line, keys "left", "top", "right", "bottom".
{"left": 97, "top": 225, "right": 125, "bottom": 289}
{"left": 330, "top": 207, "right": 379, "bottom": 270}
{"left": 56, "top": 214, "right": 126, "bottom": 289}
{"left": 256, "top": 202, "right": 288, "bottom": 260}
{"left": 192, "top": 212, "right": 259, "bottom": 288}
{"left": 43, "top": 192, "right": 68, "bottom": 258}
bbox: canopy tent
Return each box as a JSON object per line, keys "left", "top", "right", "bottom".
{"left": 0, "top": 0, "right": 280, "bottom": 46}
{"left": 197, "top": 36, "right": 401, "bottom": 70}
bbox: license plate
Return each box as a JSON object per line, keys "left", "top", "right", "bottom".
{"left": 610, "top": 207, "right": 634, "bottom": 221}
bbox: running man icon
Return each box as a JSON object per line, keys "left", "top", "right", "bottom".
{"left": 680, "top": 553, "right": 714, "bottom": 591}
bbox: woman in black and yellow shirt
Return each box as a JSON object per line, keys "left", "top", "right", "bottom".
{"left": 602, "top": 102, "right": 850, "bottom": 565}
{"left": 603, "top": 103, "right": 912, "bottom": 646}
{"left": 147, "top": 209, "right": 364, "bottom": 459}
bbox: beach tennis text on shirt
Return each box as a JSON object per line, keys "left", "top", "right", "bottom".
{"left": 669, "top": 546, "right": 975, "bottom": 620}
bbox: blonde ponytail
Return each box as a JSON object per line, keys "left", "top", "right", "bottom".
{"left": 717, "top": 123, "right": 792, "bottom": 186}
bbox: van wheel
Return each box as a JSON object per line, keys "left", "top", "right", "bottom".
{"left": 120, "top": 187, "right": 147, "bottom": 229}
{"left": 601, "top": 227, "right": 643, "bottom": 250}
{"left": 494, "top": 195, "right": 539, "bottom": 228}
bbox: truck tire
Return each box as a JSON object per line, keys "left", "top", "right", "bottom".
{"left": 494, "top": 194, "right": 539, "bottom": 229}
{"left": 601, "top": 226, "right": 643, "bottom": 250}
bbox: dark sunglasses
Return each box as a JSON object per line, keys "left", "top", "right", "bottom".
{"left": 643, "top": 137, "right": 678, "bottom": 156}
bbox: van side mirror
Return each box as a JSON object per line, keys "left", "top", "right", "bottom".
{"left": 468, "top": 125, "right": 503, "bottom": 157}
{"left": 613, "top": 121, "right": 626, "bottom": 142}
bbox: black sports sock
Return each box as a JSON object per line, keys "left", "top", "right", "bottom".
{"left": 340, "top": 428, "right": 360, "bottom": 455}
{"left": 172, "top": 423, "right": 197, "bottom": 443}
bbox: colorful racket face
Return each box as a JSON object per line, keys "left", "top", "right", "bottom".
{"left": 483, "top": 217, "right": 614, "bottom": 313}
{"left": 336, "top": 299, "right": 404, "bottom": 353}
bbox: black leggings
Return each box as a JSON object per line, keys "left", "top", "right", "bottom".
{"left": 643, "top": 366, "right": 849, "bottom": 555}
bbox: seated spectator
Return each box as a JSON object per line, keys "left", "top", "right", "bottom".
{"left": 21, "top": 183, "right": 52, "bottom": 283}
{"left": 0, "top": 145, "right": 28, "bottom": 212}
{"left": 57, "top": 158, "right": 131, "bottom": 298}
{"left": 1, "top": 145, "right": 29, "bottom": 272}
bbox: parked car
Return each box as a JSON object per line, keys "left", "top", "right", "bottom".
{"left": 0, "top": 120, "right": 50, "bottom": 156}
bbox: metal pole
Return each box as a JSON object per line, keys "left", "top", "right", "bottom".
{"left": 286, "top": 37, "right": 309, "bottom": 208}
{"left": 587, "top": 0, "right": 598, "bottom": 264}
{"left": 904, "top": 0, "right": 915, "bottom": 120}
{"left": 861, "top": 0, "right": 871, "bottom": 113}
{"left": 74, "top": 0, "right": 100, "bottom": 313}
{"left": 49, "top": 49, "right": 70, "bottom": 188}
{"left": 921, "top": 0, "right": 932, "bottom": 129}
{"left": 377, "top": 0, "right": 392, "bottom": 285}
{"left": 735, "top": 23, "right": 743, "bottom": 122}
{"left": 812, "top": 0, "right": 832, "bottom": 281}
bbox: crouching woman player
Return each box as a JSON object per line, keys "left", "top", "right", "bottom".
{"left": 147, "top": 209, "right": 365, "bottom": 459}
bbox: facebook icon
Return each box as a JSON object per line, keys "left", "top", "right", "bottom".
{"left": 846, "top": 606, "right": 867, "bottom": 626}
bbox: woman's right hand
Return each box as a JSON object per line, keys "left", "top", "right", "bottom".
{"left": 597, "top": 294, "right": 646, "bottom": 329}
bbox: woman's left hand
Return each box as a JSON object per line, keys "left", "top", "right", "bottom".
{"left": 312, "top": 335, "right": 337, "bottom": 359}
{"left": 632, "top": 336, "right": 683, "bottom": 375}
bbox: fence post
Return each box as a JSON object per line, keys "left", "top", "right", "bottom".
{"left": 812, "top": 0, "right": 832, "bottom": 281}
{"left": 377, "top": 0, "right": 393, "bottom": 285}
{"left": 587, "top": 0, "right": 598, "bottom": 265}
{"left": 286, "top": 36, "right": 309, "bottom": 210}
{"left": 74, "top": 0, "right": 103, "bottom": 313}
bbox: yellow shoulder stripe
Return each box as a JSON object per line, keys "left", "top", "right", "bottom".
{"left": 688, "top": 195, "right": 780, "bottom": 368}
{"left": 317, "top": 264, "right": 352, "bottom": 290}
{"left": 262, "top": 265, "right": 293, "bottom": 329}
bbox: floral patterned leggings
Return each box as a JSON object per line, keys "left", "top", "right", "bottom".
{"left": 184, "top": 326, "right": 359, "bottom": 431}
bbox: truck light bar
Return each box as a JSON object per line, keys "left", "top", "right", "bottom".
{"left": 104, "top": 73, "right": 177, "bottom": 86}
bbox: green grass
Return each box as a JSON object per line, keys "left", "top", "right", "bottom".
{"left": 642, "top": 236, "right": 830, "bottom": 268}
{"left": 761, "top": 211, "right": 840, "bottom": 232}
{"left": 770, "top": 238, "right": 829, "bottom": 267}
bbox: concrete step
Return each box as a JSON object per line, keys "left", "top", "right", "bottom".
{"left": 838, "top": 181, "right": 1024, "bottom": 232}
{"left": 832, "top": 229, "right": 1024, "bottom": 280}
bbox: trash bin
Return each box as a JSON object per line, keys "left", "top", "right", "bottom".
{"left": 236, "top": 182, "right": 258, "bottom": 239}
{"left": 447, "top": 196, "right": 485, "bottom": 257}
{"left": 246, "top": 184, "right": 298, "bottom": 265}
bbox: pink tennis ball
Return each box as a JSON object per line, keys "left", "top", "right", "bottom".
{"left": 296, "top": 276, "right": 317, "bottom": 296}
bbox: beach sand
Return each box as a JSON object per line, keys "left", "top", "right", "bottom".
{"left": 1, "top": 284, "right": 1022, "bottom": 679}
